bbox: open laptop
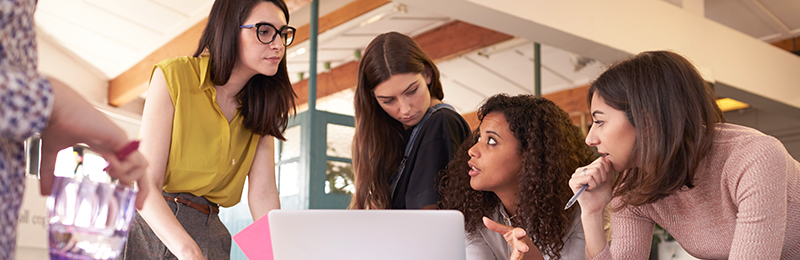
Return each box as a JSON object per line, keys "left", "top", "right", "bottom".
{"left": 268, "top": 210, "right": 466, "bottom": 260}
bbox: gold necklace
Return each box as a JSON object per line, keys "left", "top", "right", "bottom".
{"left": 503, "top": 211, "right": 519, "bottom": 224}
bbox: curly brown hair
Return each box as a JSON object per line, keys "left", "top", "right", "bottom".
{"left": 439, "top": 94, "right": 595, "bottom": 259}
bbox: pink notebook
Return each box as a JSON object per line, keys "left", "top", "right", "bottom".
{"left": 232, "top": 215, "right": 273, "bottom": 260}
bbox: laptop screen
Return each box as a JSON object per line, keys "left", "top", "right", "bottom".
{"left": 268, "top": 210, "right": 466, "bottom": 260}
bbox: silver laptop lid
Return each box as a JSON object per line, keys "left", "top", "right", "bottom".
{"left": 269, "top": 210, "right": 466, "bottom": 260}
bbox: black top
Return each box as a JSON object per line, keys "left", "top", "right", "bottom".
{"left": 390, "top": 108, "right": 471, "bottom": 209}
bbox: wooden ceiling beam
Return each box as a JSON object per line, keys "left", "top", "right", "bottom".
{"left": 292, "top": 20, "right": 513, "bottom": 106}
{"left": 108, "top": 18, "right": 207, "bottom": 107}
{"left": 460, "top": 85, "right": 590, "bottom": 131}
{"left": 772, "top": 36, "right": 800, "bottom": 54}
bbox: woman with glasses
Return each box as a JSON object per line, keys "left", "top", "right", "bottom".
{"left": 122, "top": 0, "right": 296, "bottom": 259}
{"left": 350, "top": 32, "right": 471, "bottom": 209}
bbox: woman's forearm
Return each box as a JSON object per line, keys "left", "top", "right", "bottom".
{"left": 582, "top": 210, "right": 608, "bottom": 258}
{"left": 135, "top": 67, "right": 204, "bottom": 259}
{"left": 248, "top": 187, "right": 280, "bottom": 221}
{"left": 247, "top": 136, "right": 280, "bottom": 221}
{"left": 136, "top": 183, "right": 204, "bottom": 259}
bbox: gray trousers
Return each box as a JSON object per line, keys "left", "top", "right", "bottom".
{"left": 121, "top": 191, "right": 231, "bottom": 260}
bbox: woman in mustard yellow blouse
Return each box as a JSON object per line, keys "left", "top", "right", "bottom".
{"left": 121, "top": 0, "right": 296, "bottom": 259}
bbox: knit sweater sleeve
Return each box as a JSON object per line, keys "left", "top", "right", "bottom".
{"left": 724, "top": 135, "right": 789, "bottom": 259}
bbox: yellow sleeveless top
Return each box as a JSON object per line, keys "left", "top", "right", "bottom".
{"left": 152, "top": 55, "right": 260, "bottom": 207}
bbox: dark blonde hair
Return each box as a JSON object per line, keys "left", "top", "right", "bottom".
{"left": 439, "top": 94, "right": 595, "bottom": 260}
{"left": 193, "top": 0, "right": 296, "bottom": 140}
{"left": 588, "top": 51, "right": 725, "bottom": 208}
{"left": 350, "top": 32, "right": 444, "bottom": 209}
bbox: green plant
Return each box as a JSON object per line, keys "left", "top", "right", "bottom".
{"left": 652, "top": 224, "right": 675, "bottom": 243}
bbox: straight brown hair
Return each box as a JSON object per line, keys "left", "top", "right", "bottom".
{"left": 350, "top": 32, "right": 444, "bottom": 209}
{"left": 588, "top": 51, "right": 725, "bottom": 208}
{"left": 193, "top": 0, "right": 296, "bottom": 141}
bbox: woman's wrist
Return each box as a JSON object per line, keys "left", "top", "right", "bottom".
{"left": 581, "top": 209, "right": 605, "bottom": 221}
{"left": 175, "top": 243, "right": 204, "bottom": 260}
{"left": 580, "top": 204, "right": 609, "bottom": 258}
{"left": 90, "top": 125, "right": 129, "bottom": 155}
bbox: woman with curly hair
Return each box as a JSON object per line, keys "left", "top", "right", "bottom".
{"left": 440, "top": 94, "right": 594, "bottom": 260}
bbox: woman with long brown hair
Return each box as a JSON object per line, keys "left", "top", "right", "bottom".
{"left": 571, "top": 51, "right": 800, "bottom": 259}
{"left": 440, "top": 94, "right": 594, "bottom": 260}
{"left": 122, "top": 0, "right": 297, "bottom": 259}
{"left": 350, "top": 31, "right": 470, "bottom": 209}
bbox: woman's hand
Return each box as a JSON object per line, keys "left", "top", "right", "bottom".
{"left": 568, "top": 156, "right": 613, "bottom": 215}
{"left": 38, "top": 77, "right": 149, "bottom": 209}
{"left": 483, "top": 217, "right": 544, "bottom": 260}
{"left": 569, "top": 156, "right": 613, "bottom": 258}
{"left": 175, "top": 246, "right": 206, "bottom": 260}
{"left": 103, "top": 148, "right": 149, "bottom": 209}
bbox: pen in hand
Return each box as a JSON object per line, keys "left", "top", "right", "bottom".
{"left": 115, "top": 140, "right": 140, "bottom": 160}
{"left": 565, "top": 158, "right": 605, "bottom": 210}
{"left": 564, "top": 184, "right": 587, "bottom": 210}
{"left": 103, "top": 140, "right": 140, "bottom": 172}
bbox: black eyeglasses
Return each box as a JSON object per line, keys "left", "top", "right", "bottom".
{"left": 239, "top": 23, "right": 296, "bottom": 46}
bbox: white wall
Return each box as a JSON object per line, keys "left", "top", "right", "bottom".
{"left": 395, "top": 0, "right": 800, "bottom": 120}
{"left": 15, "top": 177, "right": 50, "bottom": 260}
{"left": 36, "top": 32, "right": 143, "bottom": 139}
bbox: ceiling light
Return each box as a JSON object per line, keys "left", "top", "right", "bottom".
{"left": 360, "top": 14, "right": 385, "bottom": 27}
{"left": 716, "top": 98, "right": 750, "bottom": 112}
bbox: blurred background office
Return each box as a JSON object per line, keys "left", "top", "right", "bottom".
{"left": 18, "top": 0, "right": 800, "bottom": 259}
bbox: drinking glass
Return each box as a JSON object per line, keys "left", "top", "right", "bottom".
{"left": 47, "top": 176, "right": 137, "bottom": 260}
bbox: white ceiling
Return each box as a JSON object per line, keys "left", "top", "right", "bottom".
{"left": 703, "top": 0, "right": 800, "bottom": 42}
{"left": 285, "top": 3, "right": 452, "bottom": 80}
{"left": 287, "top": 2, "right": 607, "bottom": 114}
{"left": 33, "top": 0, "right": 800, "bottom": 115}
{"left": 35, "top": 0, "right": 213, "bottom": 79}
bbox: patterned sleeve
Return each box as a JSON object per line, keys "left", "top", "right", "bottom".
{"left": 0, "top": 0, "right": 54, "bottom": 140}
{"left": 0, "top": 64, "right": 53, "bottom": 141}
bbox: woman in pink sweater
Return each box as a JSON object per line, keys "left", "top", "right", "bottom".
{"left": 569, "top": 51, "right": 800, "bottom": 259}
